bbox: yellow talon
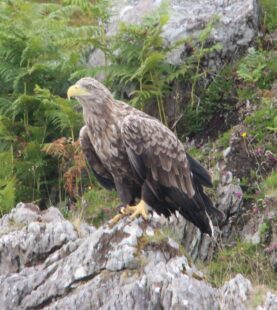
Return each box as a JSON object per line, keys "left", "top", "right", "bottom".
{"left": 125, "top": 200, "right": 149, "bottom": 220}
{"left": 109, "top": 200, "right": 149, "bottom": 226}
{"left": 109, "top": 213, "right": 125, "bottom": 227}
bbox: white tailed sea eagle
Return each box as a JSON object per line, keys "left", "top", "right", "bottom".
{"left": 67, "top": 77, "right": 222, "bottom": 236}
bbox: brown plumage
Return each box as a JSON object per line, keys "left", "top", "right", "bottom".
{"left": 67, "top": 77, "right": 223, "bottom": 236}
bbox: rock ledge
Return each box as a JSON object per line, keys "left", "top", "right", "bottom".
{"left": 0, "top": 203, "right": 276, "bottom": 310}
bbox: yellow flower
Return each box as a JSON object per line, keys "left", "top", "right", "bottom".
{"left": 241, "top": 132, "right": 247, "bottom": 138}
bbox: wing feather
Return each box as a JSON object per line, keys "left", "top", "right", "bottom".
{"left": 121, "top": 115, "right": 195, "bottom": 198}
{"left": 79, "top": 126, "right": 115, "bottom": 190}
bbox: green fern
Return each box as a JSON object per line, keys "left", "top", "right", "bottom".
{"left": 0, "top": 0, "right": 109, "bottom": 210}
{"left": 100, "top": 4, "right": 177, "bottom": 124}
{"left": 261, "top": 0, "right": 277, "bottom": 32}
{"left": 237, "top": 48, "right": 277, "bottom": 89}
{"left": 237, "top": 48, "right": 267, "bottom": 83}
{"left": 0, "top": 152, "right": 15, "bottom": 214}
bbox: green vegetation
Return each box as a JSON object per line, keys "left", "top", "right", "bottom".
{"left": 259, "top": 220, "right": 271, "bottom": 244}
{"left": 76, "top": 188, "right": 120, "bottom": 226}
{"left": 207, "top": 241, "right": 277, "bottom": 289}
{"left": 0, "top": 0, "right": 275, "bottom": 226}
{"left": 261, "top": 0, "right": 277, "bottom": 32}
{"left": 237, "top": 48, "right": 266, "bottom": 85}
{"left": 0, "top": 152, "right": 15, "bottom": 215}
{"left": 75, "top": 7, "right": 221, "bottom": 126}
{"left": 216, "top": 130, "right": 232, "bottom": 149}
{"left": 0, "top": 0, "right": 105, "bottom": 211}
{"left": 187, "top": 147, "right": 205, "bottom": 162}
{"left": 237, "top": 48, "right": 277, "bottom": 89}
{"left": 262, "top": 171, "right": 277, "bottom": 199}
{"left": 247, "top": 286, "right": 269, "bottom": 309}
{"left": 244, "top": 98, "right": 277, "bottom": 149}
{"left": 0, "top": 0, "right": 275, "bottom": 297}
{"left": 263, "top": 170, "right": 277, "bottom": 189}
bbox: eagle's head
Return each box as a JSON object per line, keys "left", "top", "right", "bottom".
{"left": 67, "top": 77, "right": 113, "bottom": 107}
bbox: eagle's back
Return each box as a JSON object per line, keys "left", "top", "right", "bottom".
{"left": 84, "top": 100, "right": 143, "bottom": 183}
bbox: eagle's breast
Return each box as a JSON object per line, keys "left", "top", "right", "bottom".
{"left": 87, "top": 119, "right": 131, "bottom": 180}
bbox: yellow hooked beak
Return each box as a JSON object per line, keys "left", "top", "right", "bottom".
{"left": 67, "top": 84, "right": 89, "bottom": 100}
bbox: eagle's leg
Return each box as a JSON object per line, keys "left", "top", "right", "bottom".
{"left": 109, "top": 201, "right": 148, "bottom": 225}
{"left": 109, "top": 181, "right": 138, "bottom": 226}
{"left": 109, "top": 212, "right": 126, "bottom": 226}
{"left": 123, "top": 200, "right": 149, "bottom": 220}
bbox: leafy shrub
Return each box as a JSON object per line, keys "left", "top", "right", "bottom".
{"left": 0, "top": 0, "right": 103, "bottom": 210}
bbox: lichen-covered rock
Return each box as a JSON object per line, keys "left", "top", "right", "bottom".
{"left": 89, "top": 0, "right": 260, "bottom": 68}
{"left": 220, "top": 274, "right": 252, "bottom": 310}
{"left": 0, "top": 203, "right": 260, "bottom": 310}
{"left": 181, "top": 220, "right": 219, "bottom": 261}
{"left": 0, "top": 203, "right": 81, "bottom": 275}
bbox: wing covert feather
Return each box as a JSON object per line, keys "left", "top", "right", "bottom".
{"left": 79, "top": 126, "right": 115, "bottom": 190}
{"left": 121, "top": 115, "right": 195, "bottom": 198}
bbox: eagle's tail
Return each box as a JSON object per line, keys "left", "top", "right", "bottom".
{"left": 194, "top": 183, "right": 224, "bottom": 225}
{"left": 167, "top": 154, "right": 224, "bottom": 236}
{"left": 165, "top": 187, "right": 213, "bottom": 236}
{"left": 187, "top": 152, "right": 224, "bottom": 223}
{"left": 186, "top": 152, "right": 213, "bottom": 187}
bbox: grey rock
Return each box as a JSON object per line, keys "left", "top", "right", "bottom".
{"left": 0, "top": 204, "right": 259, "bottom": 310}
{"left": 223, "top": 146, "right": 232, "bottom": 158}
{"left": 257, "top": 292, "right": 277, "bottom": 310}
{"left": 220, "top": 274, "right": 252, "bottom": 310}
{"left": 244, "top": 228, "right": 261, "bottom": 245}
{"left": 182, "top": 219, "right": 218, "bottom": 261}
{"left": 221, "top": 170, "right": 233, "bottom": 185}
{"left": 217, "top": 181, "right": 243, "bottom": 217}
{"left": 0, "top": 203, "right": 65, "bottom": 231}
{"left": 0, "top": 203, "right": 79, "bottom": 276}
{"left": 89, "top": 0, "right": 260, "bottom": 68}
{"left": 150, "top": 212, "right": 217, "bottom": 261}
{"left": 0, "top": 202, "right": 41, "bottom": 229}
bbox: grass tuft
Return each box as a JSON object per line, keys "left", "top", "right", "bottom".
{"left": 206, "top": 241, "right": 277, "bottom": 290}
{"left": 77, "top": 188, "right": 120, "bottom": 227}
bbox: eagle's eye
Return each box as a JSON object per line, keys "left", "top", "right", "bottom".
{"left": 86, "top": 84, "right": 94, "bottom": 91}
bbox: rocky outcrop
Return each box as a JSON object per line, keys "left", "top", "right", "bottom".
{"left": 89, "top": 0, "right": 260, "bottom": 68}
{"left": 0, "top": 203, "right": 276, "bottom": 310}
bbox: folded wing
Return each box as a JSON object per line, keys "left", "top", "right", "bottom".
{"left": 79, "top": 126, "right": 115, "bottom": 190}
{"left": 121, "top": 115, "right": 195, "bottom": 198}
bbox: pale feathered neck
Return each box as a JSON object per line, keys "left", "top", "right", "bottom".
{"left": 80, "top": 96, "right": 125, "bottom": 132}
